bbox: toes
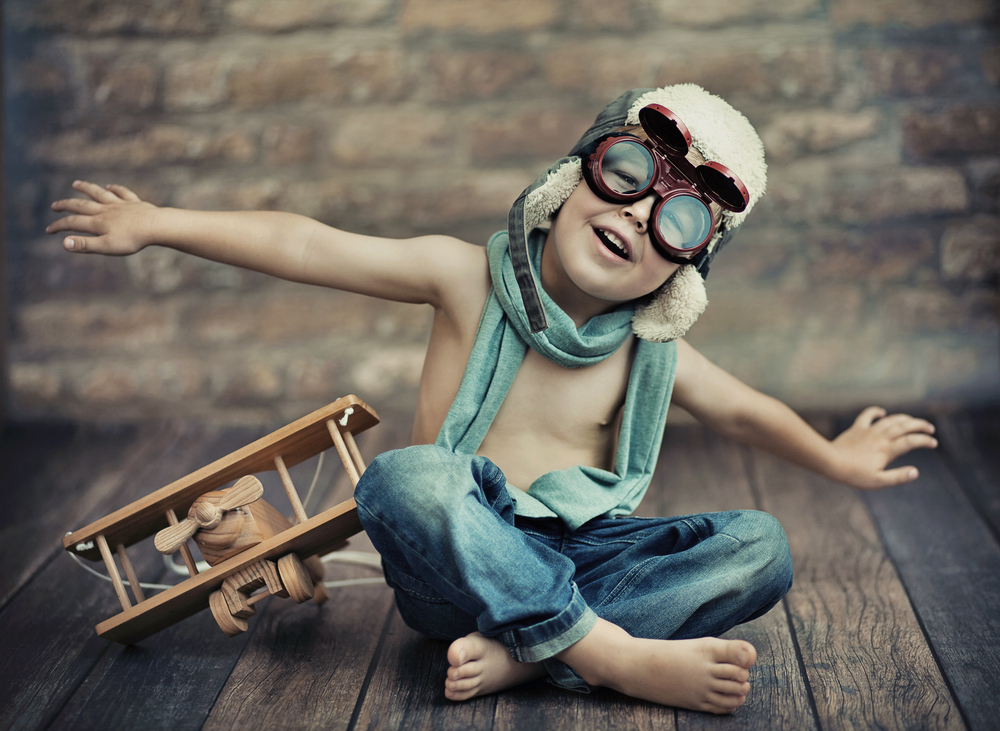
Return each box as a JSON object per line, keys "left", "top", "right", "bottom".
{"left": 447, "top": 632, "right": 488, "bottom": 668}
{"left": 712, "top": 677, "right": 751, "bottom": 697}
{"left": 719, "top": 639, "right": 756, "bottom": 669}
{"left": 445, "top": 676, "right": 481, "bottom": 701}
{"left": 705, "top": 690, "right": 747, "bottom": 714}
{"left": 447, "top": 660, "right": 482, "bottom": 681}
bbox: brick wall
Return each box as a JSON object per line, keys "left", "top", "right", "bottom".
{"left": 4, "top": 0, "right": 998, "bottom": 425}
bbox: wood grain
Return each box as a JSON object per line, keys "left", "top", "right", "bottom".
{"left": 62, "top": 396, "right": 378, "bottom": 561}
{"left": 863, "top": 443, "right": 1000, "bottom": 731}
{"left": 749, "top": 448, "right": 964, "bottom": 731}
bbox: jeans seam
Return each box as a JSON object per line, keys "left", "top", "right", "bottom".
{"left": 357, "top": 502, "right": 481, "bottom": 608}
{"left": 594, "top": 555, "right": 659, "bottom": 608}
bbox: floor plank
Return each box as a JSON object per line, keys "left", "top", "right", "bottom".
{"left": 649, "top": 426, "right": 817, "bottom": 731}
{"left": 936, "top": 410, "right": 1000, "bottom": 542}
{"left": 863, "top": 445, "right": 1000, "bottom": 731}
{"left": 202, "top": 424, "right": 403, "bottom": 731}
{"left": 348, "top": 610, "right": 498, "bottom": 731}
{"left": 201, "top": 582, "right": 396, "bottom": 731}
{"left": 0, "top": 425, "right": 265, "bottom": 731}
{"left": 749, "top": 450, "right": 964, "bottom": 731}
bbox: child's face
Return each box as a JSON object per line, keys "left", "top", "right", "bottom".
{"left": 541, "top": 179, "right": 685, "bottom": 319}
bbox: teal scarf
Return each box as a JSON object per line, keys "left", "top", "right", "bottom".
{"left": 436, "top": 229, "right": 677, "bottom": 531}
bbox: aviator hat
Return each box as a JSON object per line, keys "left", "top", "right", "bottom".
{"left": 507, "top": 84, "right": 767, "bottom": 342}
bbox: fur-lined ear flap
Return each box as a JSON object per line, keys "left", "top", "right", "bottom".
{"left": 631, "top": 265, "right": 708, "bottom": 342}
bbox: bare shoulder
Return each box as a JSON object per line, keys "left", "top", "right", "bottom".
{"left": 424, "top": 235, "right": 492, "bottom": 333}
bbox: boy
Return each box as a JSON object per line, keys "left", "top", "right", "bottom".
{"left": 47, "top": 85, "right": 937, "bottom": 714}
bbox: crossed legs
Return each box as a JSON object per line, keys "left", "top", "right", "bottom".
{"left": 355, "top": 446, "right": 792, "bottom": 713}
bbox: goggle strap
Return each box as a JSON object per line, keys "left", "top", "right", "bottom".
{"left": 507, "top": 194, "right": 549, "bottom": 333}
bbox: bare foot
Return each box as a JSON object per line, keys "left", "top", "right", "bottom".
{"left": 445, "top": 632, "right": 547, "bottom": 701}
{"left": 557, "top": 618, "right": 756, "bottom": 714}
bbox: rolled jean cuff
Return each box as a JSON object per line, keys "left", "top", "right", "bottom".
{"left": 500, "top": 584, "right": 598, "bottom": 663}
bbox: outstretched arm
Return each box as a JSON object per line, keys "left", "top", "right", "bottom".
{"left": 671, "top": 339, "right": 937, "bottom": 489}
{"left": 46, "top": 180, "right": 484, "bottom": 309}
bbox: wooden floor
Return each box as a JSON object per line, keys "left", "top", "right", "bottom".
{"left": 1, "top": 406, "right": 999, "bottom": 731}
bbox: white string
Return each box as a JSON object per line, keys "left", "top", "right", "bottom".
{"left": 68, "top": 548, "right": 176, "bottom": 591}
{"left": 65, "top": 448, "right": 386, "bottom": 594}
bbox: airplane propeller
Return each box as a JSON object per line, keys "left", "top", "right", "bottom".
{"left": 154, "top": 476, "right": 264, "bottom": 554}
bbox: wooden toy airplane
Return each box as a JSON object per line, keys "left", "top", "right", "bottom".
{"left": 63, "top": 395, "right": 379, "bottom": 644}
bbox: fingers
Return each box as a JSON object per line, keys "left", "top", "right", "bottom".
{"left": 70, "top": 179, "right": 121, "bottom": 204}
{"left": 49, "top": 197, "right": 103, "bottom": 217}
{"left": 105, "top": 183, "right": 141, "bottom": 201}
{"left": 880, "top": 465, "right": 920, "bottom": 487}
{"left": 45, "top": 213, "right": 100, "bottom": 235}
{"left": 853, "top": 406, "right": 887, "bottom": 429}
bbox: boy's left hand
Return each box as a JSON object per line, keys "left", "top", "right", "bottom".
{"left": 830, "top": 406, "right": 938, "bottom": 490}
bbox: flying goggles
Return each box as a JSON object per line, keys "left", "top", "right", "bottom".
{"left": 583, "top": 104, "right": 750, "bottom": 265}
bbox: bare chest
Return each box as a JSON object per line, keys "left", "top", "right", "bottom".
{"left": 476, "top": 343, "right": 635, "bottom": 487}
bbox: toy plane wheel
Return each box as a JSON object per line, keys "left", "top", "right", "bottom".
{"left": 210, "top": 589, "right": 248, "bottom": 636}
{"left": 278, "top": 553, "right": 315, "bottom": 604}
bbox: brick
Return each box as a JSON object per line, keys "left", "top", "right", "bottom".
{"left": 760, "top": 108, "right": 881, "bottom": 160}
{"left": 399, "top": 170, "right": 534, "bottom": 227}
{"left": 76, "top": 362, "right": 141, "bottom": 404}
{"left": 697, "top": 284, "right": 864, "bottom": 338}
{"left": 331, "top": 109, "right": 454, "bottom": 165}
{"left": 544, "top": 45, "right": 659, "bottom": 101}
{"left": 7, "top": 0, "right": 211, "bottom": 35}
{"left": 882, "top": 285, "right": 979, "bottom": 333}
{"left": 6, "top": 57, "right": 69, "bottom": 96}
{"left": 164, "top": 55, "right": 227, "bottom": 112}
{"left": 983, "top": 47, "right": 1000, "bottom": 87}
{"left": 17, "top": 300, "right": 177, "bottom": 351}
{"left": 654, "top": 41, "right": 837, "bottom": 101}
{"left": 264, "top": 123, "right": 316, "bottom": 165}
{"left": 224, "top": 0, "right": 391, "bottom": 30}
{"left": 926, "top": 343, "right": 989, "bottom": 397}
{"left": 569, "top": 0, "right": 641, "bottom": 30}
{"left": 349, "top": 345, "right": 426, "bottom": 399}
{"left": 228, "top": 49, "right": 407, "bottom": 108}
{"left": 185, "top": 288, "right": 412, "bottom": 346}
{"left": 89, "top": 58, "right": 159, "bottom": 112}
{"left": 470, "top": 109, "right": 595, "bottom": 164}
{"left": 429, "top": 51, "right": 537, "bottom": 101}
{"left": 807, "top": 227, "right": 936, "bottom": 283}
{"left": 173, "top": 179, "right": 286, "bottom": 213}
{"left": 399, "top": 0, "right": 560, "bottom": 33}
{"left": 831, "top": 0, "right": 992, "bottom": 28}
{"left": 29, "top": 125, "right": 255, "bottom": 168}
{"left": 862, "top": 48, "right": 963, "bottom": 97}
{"left": 903, "top": 107, "right": 1000, "bottom": 158}
{"left": 768, "top": 161, "right": 968, "bottom": 224}
{"left": 285, "top": 356, "right": 341, "bottom": 401}
{"left": 968, "top": 158, "right": 1000, "bottom": 213}
{"left": 216, "top": 359, "right": 285, "bottom": 402}
{"left": 133, "top": 358, "right": 207, "bottom": 400}
{"left": 941, "top": 217, "right": 1000, "bottom": 281}
{"left": 10, "top": 363, "right": 62, "bottom": 402}
{"left": 123, "top": 247, "right": 188, "bottom": 294}
{"left": 785, "top": 333, "right": 917, "bottom": 390}
{"left": 17, "top": 237, "right": 141, "bottom": 302}
{"left": 652, "top": 0, "right": 819, "bottom": 25}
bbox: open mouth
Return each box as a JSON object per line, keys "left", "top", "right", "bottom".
{"left": 595, "top": 228, "right": 629, "bottom": 260}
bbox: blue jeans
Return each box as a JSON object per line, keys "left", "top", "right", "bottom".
{"left": 354, "top": 444, "right": 793, "bottom": 691}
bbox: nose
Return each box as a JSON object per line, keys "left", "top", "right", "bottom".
{"left": 620, "top": 193, "right": 658, "bottom": 232}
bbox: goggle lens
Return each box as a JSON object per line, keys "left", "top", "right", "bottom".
{"left": 655, "top": 195, "right": 713, "bottom": 251}
{"left": 599, "top": 139, "right": 655, "bottom": 196}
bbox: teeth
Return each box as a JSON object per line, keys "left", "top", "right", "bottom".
{"left": 596, "top": 228, "right": 628, "bottom": 259}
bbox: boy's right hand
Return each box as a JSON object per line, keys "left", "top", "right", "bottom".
{"left": 47, "top": 180, "right": 157, "bottom": 256}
